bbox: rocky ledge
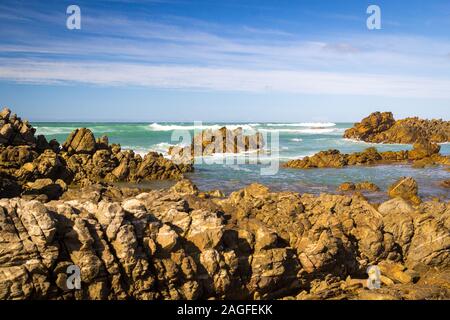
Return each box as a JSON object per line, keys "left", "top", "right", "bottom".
{"left": 284, "top": 141, "right": 450, "bottom": 169}
{"left": 0, "top": 108, "right": 192, "bottom": 200}
{"left": 168, "top": 126, "right": 264, "bottom": 164}
{"left": 0, "top": 179, "right": 449, "bottom": 300}
{"left": 343, "top": 111, "right": 450, "bottom": 144}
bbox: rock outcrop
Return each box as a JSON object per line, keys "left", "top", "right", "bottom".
{"left": 168, "top": 127, "right": 264, "bottom": 164}
{"left": 343, "top": 112, "right": 450, "bottom": 144}
{"left": 0, "top": 107, "right": 193, "bottom": 200}
{"left": 1, "top": 180, "right": 448, "bottom": 300}
{"left": 284, "top": 142, "right": 449, "bottom": 169}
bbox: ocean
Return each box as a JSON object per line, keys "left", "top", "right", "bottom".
{"left": 34, "top": 122, "right": 450, "bottom": 201}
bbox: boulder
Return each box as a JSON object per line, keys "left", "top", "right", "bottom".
{"left": 62, "top": 128, "right": 97, "bottom": 155}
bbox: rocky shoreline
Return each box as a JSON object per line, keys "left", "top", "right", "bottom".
{"left": 1, "top": 179, "right": 449, "bottom": 300}
{"left": 0, "top": 108, "right": 449, "bottom": 300}
{"left": 0, "top": 108, "right": 192, "bottom": 201}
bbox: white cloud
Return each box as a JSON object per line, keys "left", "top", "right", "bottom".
{"left": 1, "top": 60, "right": 450, "bottom": 99}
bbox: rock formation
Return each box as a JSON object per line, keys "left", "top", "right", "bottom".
{"left": 343, "top": 112, "right": 450, "bottom": 144}
{"left": 338, "top": 181, "right": 380, "bottom": 192}
{"left": 0, "top": 180, "right": 449, "bottom": 300}
{"left": 168, "top": 127, "right": 264, "bottom": 164}
{"left": 388, "top": 177, "right": 421, "bottom": 205}
{"left": 284, "top": 142, "right": 449, "bottom": 169}
{"left": 0, "top": 107, "right": 193, "bottom": 200}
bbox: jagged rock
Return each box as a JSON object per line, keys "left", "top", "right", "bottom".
{"left": 62, "top": 128, "right": 97, "bottom": 155}
{"left": 0, "top": 109, "right": 193, "bottom": 200}
{"left": 0, "top": 181, "right": 449, "bottom": 300}
{"left": 0, "top": 107, "right": 36, "bottom": 146}
{"left": 388, "top": 177, "right": 421, "bottom": 205}
{"left": 344, "top": 112, "right": 450, "bottom": 144}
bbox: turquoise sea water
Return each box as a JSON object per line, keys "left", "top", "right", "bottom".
{"left": 34, "top": 122, "right": 450, "bottom": 201}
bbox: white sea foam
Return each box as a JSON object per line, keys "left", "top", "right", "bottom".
{"left": 266, "top": 122, "right": 336, "bottom": 128}
{"left": 147, "top": 123, "right": 256, "bottom": 131}
{"left": 34, "top": 126, "right": 76, "bottom": 135}
{"left": 290, "top": 138, "right": 303, "bottom": 142}
{"left": 259, "top": 128, "right": 342, "bottom": 134}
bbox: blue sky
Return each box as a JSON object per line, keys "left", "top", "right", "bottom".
{"left": 0, "top": 0, "right": 450, "bottom": 122}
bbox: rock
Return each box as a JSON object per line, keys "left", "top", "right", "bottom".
{"left": 338, "top": 181, "right": 380, "bottom": 192}
{"left": 186, "top": 210, "right": 224, "bottom": 251}
{"left": 169, "top": 126, "right": 264, "bottom": 161}
{"left": 408, "top": 141, "right": 441, "bottom": 160}
{"left": 0, "top": 109, "right": 193, "bottom": 200}
{"left": 156, "top": 225, "right": 178, "bottom": 252}
{"left": 22, "top": 178, "right": 65, "bottom": 201}
{"left": 378, "top": 261, "right": 414, "bottom": 284}
{"left": 440, "top": 180, "right": 450, "bottom": 188}
{"left": 0, "top": 107, "right": 36, "bottom": 147}
{"left": 170, "top": 179, "right": 199, "bottom": 196}
{"left": 388, "top": 177, "right": 421, "bottom": 205}
{"left": 0, "top": 107, "right": 11, "bottom": 120}
{"left": 62, "top": 128, "right": 97, "bottom": 155}
{"left": 344, "top": 112, "right": 450, "bottom": 144}
{"left": 0, "top": 181, "right": 449, "bottom": 300}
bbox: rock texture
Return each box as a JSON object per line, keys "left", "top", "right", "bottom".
{"left": 343, "top": 112, "right": 450, "bottom": 144}
{"left": 0, "top": 107, "right": 192, "bottom": 200}
{"left": 284, "top": 143, "right": 449, "bottom": 169}
{"left": 168, "top": 127, "right": 264, "bottom": 164}
{"left": 1, "top": 180, "right": 449, "bottom": 300}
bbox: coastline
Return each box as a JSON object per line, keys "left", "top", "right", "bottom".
{"left": 0, "top": 108, "right": 449, "bottom": 301}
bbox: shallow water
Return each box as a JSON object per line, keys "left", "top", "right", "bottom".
{"left": 34, "top": 122, "right": 450, "bottom": 200}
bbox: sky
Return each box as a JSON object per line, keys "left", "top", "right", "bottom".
{"left": 0, "top": 0, "right": 450, "bottom": 122}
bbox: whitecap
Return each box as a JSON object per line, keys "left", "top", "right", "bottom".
{"left": 147, "top": 123, "right": 256, "bottom": 132}
{"left": 266, "top": 122, "right": 336, "bottom": 128}
{"left": 34, "top": 126, "right": 75, "bottom": 135}
{"left": 260, "top": 128, "right": 340, "bottom": 134}
{"left": 290, "top": 138, "right": 303, "bottom": 142}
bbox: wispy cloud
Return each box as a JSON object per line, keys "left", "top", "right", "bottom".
{"left": 1, "top": 1, "right": 450, "bottom": 99}
{"left": 2, "top": 59, "right": 450, "bottom": 99}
